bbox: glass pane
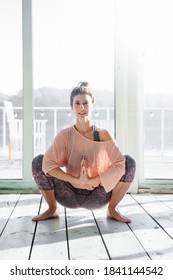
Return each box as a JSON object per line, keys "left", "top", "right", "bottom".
{"left": 0, "top": 0, "right": 22, "bottom": 179}
{"left": 33, "top": 0, "right": 114, "bottom": 153}
{"left": 141, "top": 0, "right": 173, "bottom": 179}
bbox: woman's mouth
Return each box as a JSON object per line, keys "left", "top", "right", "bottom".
{"left": 78, "top": 112, "right": 86, "bottom": 116}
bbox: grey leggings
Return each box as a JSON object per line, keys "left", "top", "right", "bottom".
{"left": 32, "top": 155, "right": 136, "bottom": 209}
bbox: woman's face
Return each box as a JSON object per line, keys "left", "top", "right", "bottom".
{"left": 71, "top": 94, "right": 94, "bottom": 120}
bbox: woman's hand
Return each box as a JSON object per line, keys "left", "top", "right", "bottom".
{"left": 77, "top": 156, "right": 90, "bottom": 185}
{"left": 77, "top": 156, "right": 100, "bottom": 190}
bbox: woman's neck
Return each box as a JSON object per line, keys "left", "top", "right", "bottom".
{"left": 75, "top": 120, "right": 93, "bottom": 135}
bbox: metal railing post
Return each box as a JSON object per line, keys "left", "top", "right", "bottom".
{"left": 3, "top": 108, "right": 6, "bottom": 155}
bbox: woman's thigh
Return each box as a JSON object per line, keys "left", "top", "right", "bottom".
{"left": 54, "top": 179, "right": 111, "bottom": 209}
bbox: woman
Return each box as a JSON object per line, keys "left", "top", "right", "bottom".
{"left": 32, "top": 82, "right": 136, "bottom": 223}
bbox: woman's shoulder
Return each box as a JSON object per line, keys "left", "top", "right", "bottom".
{"left": 97, "top": 128, "right": 113, "bottom": 142}
{"left": 55, "top": 126, "right": 73, "bottom": 139}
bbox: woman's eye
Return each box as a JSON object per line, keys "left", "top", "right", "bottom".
{"left": 83, "top": 101, "right": 89, "bottom": 106}
{"left": 74, "top": 101, "right": 89, "bottom": 106}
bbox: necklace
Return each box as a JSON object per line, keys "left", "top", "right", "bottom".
{"left": 75, "top": 125, "right": 93, "bottom": 135}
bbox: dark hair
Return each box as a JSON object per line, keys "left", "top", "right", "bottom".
{"left": 70, "top": 82, "right": 95, "bottom": 106}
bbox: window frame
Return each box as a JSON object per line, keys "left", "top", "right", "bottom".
{"left": 0, "top": 0, "right": 35, "bottom": 190}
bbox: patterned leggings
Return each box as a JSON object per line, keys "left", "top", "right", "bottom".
{"left": 32, "top": 155, "right": 136, "bottom": 210}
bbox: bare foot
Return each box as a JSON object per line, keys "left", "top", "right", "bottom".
{"left": 32, "top": 208, "right": 59, "bottom": 222}
{"left": 107, "top": 208, "right": 132, "bottom": 223}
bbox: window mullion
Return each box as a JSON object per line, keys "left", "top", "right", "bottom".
{"left": 22, "top": 0, "right": 33, "bottom": 182}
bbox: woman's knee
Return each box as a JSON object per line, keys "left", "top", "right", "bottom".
{"left": 124, "top": 155, "right": 136, "bottom": 170}
{"left": 120, "top": 155, "right": 136, "bottom": 182}
{"left": 32, "top": 154, "right": 54, "bottom": 190}
{"left": 32, "top": 154, "right": 44, "bottom": 173}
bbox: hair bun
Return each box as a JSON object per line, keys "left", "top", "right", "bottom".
{"left": 77, "top": 82, "right": 89, "bottom": 87}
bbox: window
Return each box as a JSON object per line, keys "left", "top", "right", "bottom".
{"left": 115, "top": 0, "right": 173, "bottom": 191}
{"left": 139, "top": 0, "right": 173, "bottom": 181}
{"left": 0, "top": 0, "right": 22, "bottom": 179}
{"left": 1, "top": 0, "right": 173, "bottom": 191}
{"left": 32, "top": 0, "right": 115, "bottom": 152}
{"left": 0, "top": 0, "right": 115, "bottom": 186}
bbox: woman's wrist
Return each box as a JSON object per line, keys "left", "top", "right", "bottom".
{"left": 90, "top": 175, "right": 101, "bottom": 187}
{"left": 70, "top": 175, "right": 81, "bottom": 185}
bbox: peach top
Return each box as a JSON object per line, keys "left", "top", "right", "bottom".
{"left": 42, "top": 126, "right": 125, "bottom": 192}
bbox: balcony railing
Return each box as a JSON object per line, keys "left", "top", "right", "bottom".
{"left": 1, "top": 105, "right": 173, "bottom": 155}
{"left": 144, "top": 107, "right": 173, "bottom": 156}
{"left": 1, "top": 106, "right": 173, "bottom": 180}
{"left": 0, "top": 106, "right": 114, "bottom": 157}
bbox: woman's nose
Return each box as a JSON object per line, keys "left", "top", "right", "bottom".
{"left": 80, "top": 104, "right": 85, "bottom": 110}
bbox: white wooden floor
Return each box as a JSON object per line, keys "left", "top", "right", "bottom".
{"left": 1, "top": 193, "right": 173, "bottom": 260}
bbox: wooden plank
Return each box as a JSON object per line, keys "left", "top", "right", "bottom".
{"left": 132, "top": 194, "right": 173, "bottom": 238}
{"left": 0, "top": 194, "right": 20, "bottom": 234}
{"left": 92, "top": 202, "right": 150, "bottom": 260}
{"left": 30, "top": 199, "right": 68, "bottom": 260}
{"left": 66, "top": 207, "right": 109, "bottom": 260}
{"left": 0, "top": 194, "right": 41, "bottom": 260}
{"left": 155, "top": 194, "right": 173, "bottom": 211}
{"left": 126, "top": 194, "right": 173, "bottom": 259}
{"left": 1, "top": 194, "right": 173, "bottom": 260}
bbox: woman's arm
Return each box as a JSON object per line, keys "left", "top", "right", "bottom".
{"left": 48, "top": 157, "right": 101, "bottom": 190}
{"left": 48, "top": 167, "right": 78, "bottom": 185}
